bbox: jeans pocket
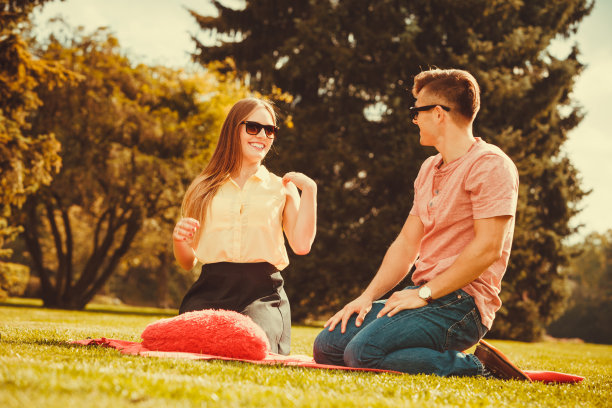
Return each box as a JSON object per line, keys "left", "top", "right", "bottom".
{"left": 443, "top": 308, "right": 482, "bottom": 352}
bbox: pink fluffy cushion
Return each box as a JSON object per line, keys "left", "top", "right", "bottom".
{"left": 141, "top": 309, "right": 270, "bottom": 360}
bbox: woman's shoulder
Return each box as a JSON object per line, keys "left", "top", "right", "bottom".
{"left": 257, "top": 166, "right": 286, "bottom": 195}
{"left": 266, "top": 169, "right": 283, "bottom": 183}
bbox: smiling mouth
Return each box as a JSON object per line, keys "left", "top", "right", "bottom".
{"left": 249, "top": 142, "right": 265, "bottom": 150}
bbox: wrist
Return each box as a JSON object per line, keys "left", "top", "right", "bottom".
{"left": 301, "top": 182, "right": 317, "bottom": 194}
{"left": 360, "top": 291, "right": 376, "bottom": 303}
{"left": 417, "top": 285, "right": 433, "bottom": 304}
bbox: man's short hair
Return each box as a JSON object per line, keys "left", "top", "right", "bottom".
{"left": 412, "top": 68, "right": 480, "bottom": 121}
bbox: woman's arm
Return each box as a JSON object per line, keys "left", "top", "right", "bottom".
{"left": 282, "top": 172, "right": 317, "bottom": 255}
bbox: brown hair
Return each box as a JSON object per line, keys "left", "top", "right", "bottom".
{"left": 412, "top": 68, "right": 480, "bottom": 121}
{"left": 181, "top": 97, "right": 277, "bottom": 240}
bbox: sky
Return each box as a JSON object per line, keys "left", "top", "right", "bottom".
{"left": 33, "top": 0, "right": 612, "bottom": 240}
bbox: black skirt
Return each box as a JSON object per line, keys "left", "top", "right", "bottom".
{"left": 179, "top": 262, "right": 291, "bottom": 355}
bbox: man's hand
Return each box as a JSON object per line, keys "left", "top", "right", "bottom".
{"left": 376, "top": 289, "right": 427, "bottom": 318}
{"left": 324, "top": 295, "right": 374, "bottom": 334}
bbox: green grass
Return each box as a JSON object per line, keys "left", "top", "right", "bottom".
{"left": 1, "top": 298, "right": 610, "bottom": 407}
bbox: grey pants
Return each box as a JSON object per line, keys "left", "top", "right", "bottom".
{"left": 179, "top": 262, "right": 291, "bottom": 355}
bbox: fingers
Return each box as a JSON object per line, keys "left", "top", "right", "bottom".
{"left": 179, "top": 217, "right": 200, "bottom": 229}
{"left": 324, "top": 299, "right": 371, "bottom": 333}
{"left": 324, "top": 311, "right": 343, "bottom": 332}
{"left": 386, "top": 306, "right": 403, "bottom": 317}
{"left": 325, "top": 307, "right": 354, "bottom": 334}
{"left": 355, "top": 305, "right": 371, "bottom": 327}
{"left": 282, "top": 172, "right": 298, "bottom": 186}
{"left": 340, "top": 311, "right": 352, "bottom": 334}
{"left": 377, "top": 297, "right": 395, "bottom": 318}
{"left": 174, "top": 218, "right": 200, "bottom": 242}
{"left": 376, "top": 304, "right": 391, "bottom": 318}
{"left": 283, "top": 172, "right": 310, "bottom": 187}
{"left": 376, "top": 298, "right": 407, "bottom": 318}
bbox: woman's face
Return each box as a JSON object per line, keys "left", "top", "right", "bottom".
{"left": 239, "top": 106, "right": 276, "bottom": 165}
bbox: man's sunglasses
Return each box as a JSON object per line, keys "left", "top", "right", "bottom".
{"left": 240, "top": 121, "right": 279, "bottom": 139}
{"left": 409, "top": 104, "right": 451, "bottom": 120}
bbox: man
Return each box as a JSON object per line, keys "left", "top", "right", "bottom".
{"left": 313, "top": 68, "right": 529, "bottom": 380}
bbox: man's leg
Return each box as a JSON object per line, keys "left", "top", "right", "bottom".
{"left": 343, "top": 289, "right": 487, "bottom": 377}
{"left": 313, "top": 302, "right": 386, "bottom": 365}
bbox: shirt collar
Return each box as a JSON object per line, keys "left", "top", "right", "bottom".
{"left": 434, "top": 137, "right": 482, "bottom": 173}
{"left": 226, "top": 165, "right": 270, "bottom": 188}
{"left": 253, "top": 165, "right": 270, "bottom": 182}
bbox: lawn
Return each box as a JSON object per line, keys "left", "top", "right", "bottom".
{"left": 1, "top": 298, "right": 610, "bottom": 407}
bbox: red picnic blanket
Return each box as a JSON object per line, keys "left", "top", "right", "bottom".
{"left": 71, "top": 338, "right": 584, "bottom": 384}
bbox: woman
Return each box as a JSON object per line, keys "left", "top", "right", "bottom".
{"left": 172, "top": 97, "right": 317, "bottom": 355}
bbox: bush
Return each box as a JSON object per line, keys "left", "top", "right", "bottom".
{"left": 0, "top": 262, "right": 30, "bottom": 300}
{"left": 547, "top": 299, "right": 612, "bottom": 344}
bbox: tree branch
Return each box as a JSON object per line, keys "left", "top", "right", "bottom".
{"left": 79, "top": 212, "right": 141, "bottom": 307}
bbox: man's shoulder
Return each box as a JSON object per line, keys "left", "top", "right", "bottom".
{"left": 472, "top": 140, "right": 517, "bottom": 169}
{"left": 420, "top": 153, "right": 442, "bottom": 170}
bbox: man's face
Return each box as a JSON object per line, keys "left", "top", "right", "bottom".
{"left": 412, "top": 90, "right": 441, "bottom": 146}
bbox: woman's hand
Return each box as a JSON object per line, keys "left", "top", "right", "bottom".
{"left": 282, "top": 172, "right": 317, "bottom": 192}
{"left": 282, "top": 172, "right": 317, "bottom": 255}
{"left": 173, "top": 217, "right": 200, "bottom": 245}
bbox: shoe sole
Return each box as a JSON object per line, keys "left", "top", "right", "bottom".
{"left": 476, "top": 339, "right": 532, "bottom": 382}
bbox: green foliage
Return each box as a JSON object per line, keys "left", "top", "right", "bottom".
{"left": 0, "top": 0, "right": 74, "bottom": 304}
{"left": 1, "top": 301, "right": 611, "bottom": 407}
{"left": 0, "top": 262, "right": 29, "bottom": 300}
{"left": 10, "top": 22, "right": 246, "bottom": 309}
{"left": 191, "top": 0, "right": 593, "bottom": 340}
{"left": 547, "top": 230, "right": 612, "bottom": 344}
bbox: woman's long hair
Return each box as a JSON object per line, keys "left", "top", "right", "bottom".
{"left": 181, "top": 97, "right": 277, "bottom": 243}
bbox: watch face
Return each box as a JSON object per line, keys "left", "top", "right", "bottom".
{"left": 419, "top": 286, "right": 431, "bottom": 299}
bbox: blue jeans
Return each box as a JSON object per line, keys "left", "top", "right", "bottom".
{"left": 313, "top": 288, "right": 488, "bottom": 377}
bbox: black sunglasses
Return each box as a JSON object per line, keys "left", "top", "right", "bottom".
{"left": 240, "top": 121, "right": 279, "bottom": 139}
{"left": 409, "top": 104, "right": 451, "bottom": 120}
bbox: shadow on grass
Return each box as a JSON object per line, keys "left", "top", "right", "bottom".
{"left": 0, "top": 300, "right": 176, "bottom": 318}
{"left": 0, "top": 337, "right": 90, "bottom": 348}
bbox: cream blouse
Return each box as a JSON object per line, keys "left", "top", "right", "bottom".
{"left": 195, "top": 165, "right": 290, "bottom": 270}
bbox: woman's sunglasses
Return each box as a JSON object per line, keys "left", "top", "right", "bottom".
{"left": 240, "top": 121, "right": 279, "bottom": 139}
{"left": 409, "top": 104, "right": 451, "bottom": 120}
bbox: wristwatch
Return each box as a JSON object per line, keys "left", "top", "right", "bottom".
{"left": 418, "top": 285, "right": 433, "bottom": 303}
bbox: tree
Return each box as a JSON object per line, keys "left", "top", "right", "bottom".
{"left": 13, "top": 24, "right": 245, "bottom": 309}
{"left": 190, "top": 0, "right": 593, "bottom": 340}
{"left": 547, "top": 230, "right": 612, "bottom": 344}
{"left": 0, "top": 0, "right": 75, "bottom": 299}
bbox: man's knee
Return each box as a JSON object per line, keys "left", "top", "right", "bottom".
{"left": 313, "top": 328, "right": 343, "bottom": 365}
{"left": 343, "top": 338, "right": 381, "bottom": 368}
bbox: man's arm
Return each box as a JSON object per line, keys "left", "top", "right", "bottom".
{"left": 377, "top": 215, "right": 512, "bottom": 317}
{"left": 325, "top": 214, "right": 424, "bottom": 333}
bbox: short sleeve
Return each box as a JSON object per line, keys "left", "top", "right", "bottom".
{"left": 409, "top": 174, "right": 420, "bottom": 217}
{"left": 465, "top": 154, "right": 519, "bottom": 219}
{"left": 409, "top": 158, "right": 431, "bottom": 217}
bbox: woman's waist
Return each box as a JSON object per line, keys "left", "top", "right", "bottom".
{"left": 195, "top": 243, "right": 289, "bottom": 271}
{"left": 201, "top": 261, "right": 280, "bottom": 275}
